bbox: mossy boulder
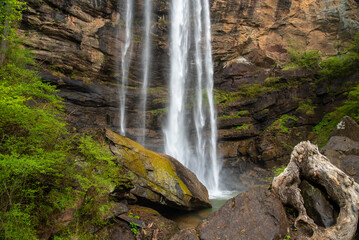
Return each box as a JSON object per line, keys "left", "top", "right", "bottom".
{"left": 105, "top": 129, "right": 211, "bottom": 211}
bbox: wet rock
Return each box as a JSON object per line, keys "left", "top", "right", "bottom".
{"left": 197, "top": 187, "right": 289, "bottom": 240}
{"left": 299, "top": 180, "right": 337, "bottom": 228}
{"left": 105, "top": 129, "right": 211, "bottom": 211}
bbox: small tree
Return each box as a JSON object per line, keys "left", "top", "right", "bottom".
{"left": 0, "top": 0, "right": 26, "bottom": 66}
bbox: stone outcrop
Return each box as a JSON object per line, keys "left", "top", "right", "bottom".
{"left": 211, "top": 0, "right": 359, "bottom": 67}
{"left": 96, "top": 206, "right": 180, "bottom": 240}
{"left": 272, "top": 141, "right": 359, "bottom": 239}
{"left": 105, "top": 129, "right": 211, "bottom": 211}
{"left": 321, "top": 116, "right": 359, "bottom": 183}
{"left": 196, "top": 186, "right": 289, "bottom": 240}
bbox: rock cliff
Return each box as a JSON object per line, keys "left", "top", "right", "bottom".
{"left": 19, "top": 0, "right": 359, "bottom": 188}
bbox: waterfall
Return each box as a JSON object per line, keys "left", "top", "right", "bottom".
{"left": 164, "top": 0, "right": 220, "bottom": 194}
{"left": 139, "top": 0, "right": 152, "bottom": 146}
{"left": 118, "top": 0, "right": 133, "bottom": 136}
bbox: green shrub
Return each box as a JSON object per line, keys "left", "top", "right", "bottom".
{"left": 283, "top": 45, "right": 322, "bottom": 70}
{"left": 313, "top": 84, "right": 359, "bottom": 147}
{"left": 319, "top": 33, "right": 359, "bottom": 81}
{"left": 0, "top": 25, "right": 123, "bottom": 240}
{"left": 297, "top": 99, "right": 315, "bottom": 116}
{"left": 266, "top": 114, "right": 298, "bottom": 134}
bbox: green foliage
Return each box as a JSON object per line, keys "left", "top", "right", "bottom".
{"left": 283, "top": 44, "right": 322, "bottom": 70}
{"left": 264, "top": 76, "right": 281, "bottom": 86}
{"left": 319, "top": 33, "right": 359, "bottom": 81}
{"left": 128, "top": 212, "right": 140, "bottom": 236}
{"left": 297, "top": 99, "right": 315, "bottom": 116}
{"left": 313, "top": 84, "right": 359, "bottom": 147}
{"left": 233, "top": 123, "right": 250, "bottom": 130}
{"left": 266, "top": 114, "right": 298, "bottom": 134}
{"left": 239, "top": 84, "right": 271, "bottom": 98}
{"left": 0, "top": 0, "right": 26, "bottom": 40}
{"left": 273, "top": 165, "right": 286, "bottom": 177}
{"left": 237, "top": 110, "right": 250, "bottom": 116}
{"left": 0, "top": 29, "right": 123, "bottom": 240}
{"left": 218, "top": 110, "right": 250, "bottom": 119}
{"left": 283, "top": 234, "right": 291, "bottom": 240}
{"left": 313, "top": 34, "right": 359, "bottom": 146}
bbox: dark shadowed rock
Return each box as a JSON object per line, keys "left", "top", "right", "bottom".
{"left": 331, "top": 116, "right": 359, "bottom": 142}
{"left": 299, "top": 180, "right": 337, "bottom": 228}
{"left": 170, "top": 227, "right": 199, "bottom": 240}
{"left": 322, "top": 116, "right": 359, "bottom": 183}
{"left": 197, "top": 187, "right": 289, "bottom": 240}
{"left": 96, "top": 206, "right": 179, "bottom": 240}
{"left": 105, "top": 129, "right": 211, "bottom": 211}
{"left": 322, "top": 137, "right": 359, "bottom": 182}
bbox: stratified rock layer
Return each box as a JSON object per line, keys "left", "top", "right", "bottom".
{"left": 211, "top": 0, "right": 359, "bottom": 66}
{"left": 105, "top": 129, "right": 211, "bottom": 211}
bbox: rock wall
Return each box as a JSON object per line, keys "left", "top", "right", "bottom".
{"left": 211, "top": 0, "right": 359, "bottom": 67}
{"left": 19, "top": 0, "right": 359, "bottom": 188}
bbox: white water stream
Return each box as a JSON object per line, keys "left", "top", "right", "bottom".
{"left": 118, "top": 0, "right": 133, "bottom": 136}
{"left": 139, "top": 0, "right": 152, "bottom": 146}
{"left": 116, "top": 0, "right": 221, "bottom": 195}
{"left": 164, "top": 0, "right": 221, "bottom": 194}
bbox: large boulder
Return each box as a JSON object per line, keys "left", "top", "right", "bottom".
{"left": 196, "top": 186, "right": 289, "bottom": 240}
{"left": 95, "top": 206, "right": 180, "bottom": 240}
{"left": 322, "top": 116, "right": 359, "bottom": 183}
{"left": 105, "top": 129, "right": 211, "bottom": 211}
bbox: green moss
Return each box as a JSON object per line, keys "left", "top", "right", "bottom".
{"left": 266, "top": 114, "right": 298, "bottom": 134}
{"left": 150, "top": 107, "right": 168, "bottom": 117}
{"left": 106, "top": 129, "right": 192, "bottom": 197}
{"left": 237, "top": 110, "right": 250, "bottom": 116}
{"left": 297, "top": 99, "right": 316, "bottom": 116}
{"left": 232, "top": 123, "right": 250, "bottom": 130}
{"left": 264, "top": 76, "right": 281, "bottom": 86}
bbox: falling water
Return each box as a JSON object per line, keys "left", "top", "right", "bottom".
{"left": 164, "top": 0, "right": 191, "bottom": 167}
{"left": 164, "top": 0, "right": 220, "bottom": 193}
{"left": 139, "top": 0, "right": 152, "bottom": 145}
{"left": 203, "top": 0, "right": 221, "bottom": 195}
{"left": 118, "top": 0, "right": 133, "bottom": 136}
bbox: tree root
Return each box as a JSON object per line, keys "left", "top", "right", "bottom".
{"left": 272, "top": 141, "right": 359, "bottom": 240}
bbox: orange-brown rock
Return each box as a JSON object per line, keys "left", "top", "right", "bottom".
{"left": 211, "top": 0, "right": 359, "bottom": 67}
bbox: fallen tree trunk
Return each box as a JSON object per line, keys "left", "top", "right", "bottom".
{"left": 272, "top": 141, "right": 359, "bottom": 240}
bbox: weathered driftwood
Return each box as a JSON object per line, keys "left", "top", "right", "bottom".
{"left": 272, "top": 141, "right": 359, "bottom": 240}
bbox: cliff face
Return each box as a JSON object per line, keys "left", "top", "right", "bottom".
{"left": 19, "top": 0, "right": 359, "bottom": 186}
{"left": 211, "top": 0, "right": 359, "bottom": 67}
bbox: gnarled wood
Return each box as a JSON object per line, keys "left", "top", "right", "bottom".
{"left": 272, "top": 141, "right": 359, "bottom": 240}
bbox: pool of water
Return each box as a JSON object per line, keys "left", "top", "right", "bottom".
{"left": 168, "top": 191, "right": 240, "bottom": 229}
